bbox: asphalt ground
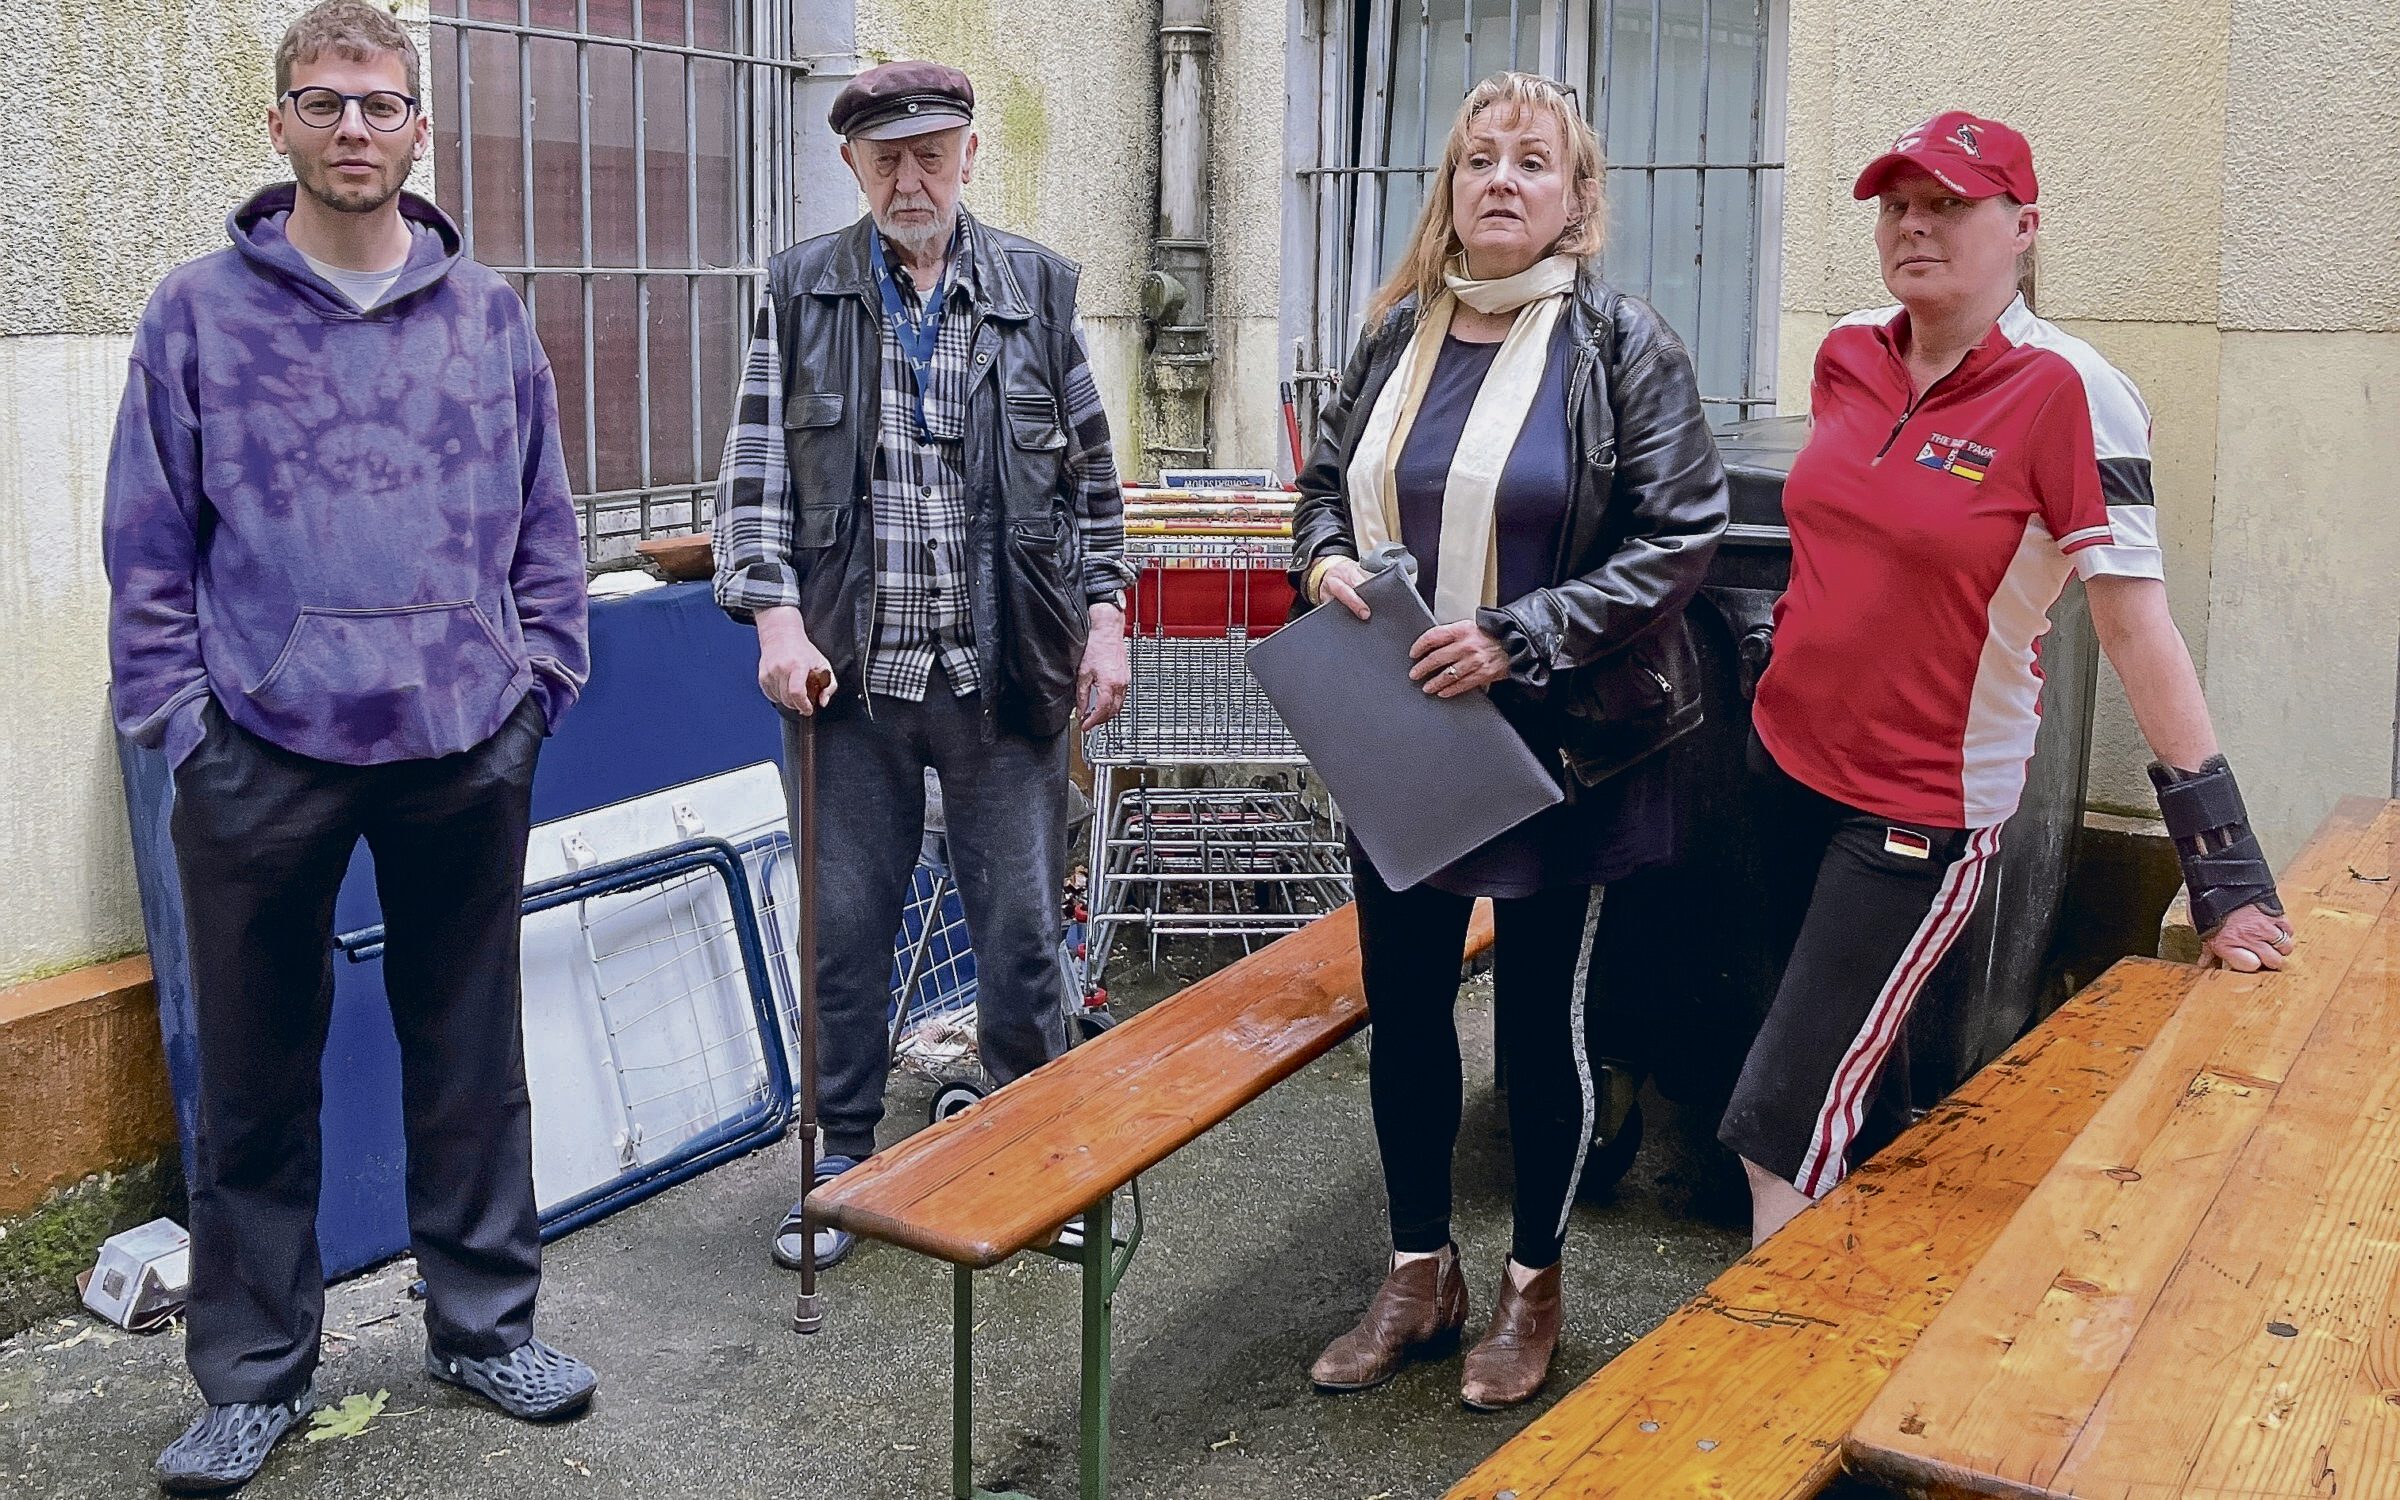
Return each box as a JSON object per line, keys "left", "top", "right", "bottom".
{"left": 2, "top": 945, "right": 1831, "bottom": 1500}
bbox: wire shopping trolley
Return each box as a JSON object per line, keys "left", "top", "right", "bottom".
{"left": 1080, "top": 490, "right": 1352, "bottom": 989}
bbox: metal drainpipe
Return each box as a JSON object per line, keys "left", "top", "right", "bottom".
{"left": 1142, "top": 0, "right": 1214, "bottom": 471}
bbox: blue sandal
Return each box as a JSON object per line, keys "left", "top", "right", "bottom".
{"left": 772, "top": 1154, "right": 858, "bottom": 1271}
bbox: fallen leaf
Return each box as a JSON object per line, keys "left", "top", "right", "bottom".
{"left": 306, "top": 1389, "right": 390, "bottom": 1442}
{"left": 563, "top": 1456, "right": 593, "bottom": 1476}
{"left": 481, "top": 1449, "right": 510, "bottom": 1462}
{"left": 40, "top": 1327, "right": 102, "bottom": 1354}
{"left": 1209, "top": 1429, "right": 1242, "bottom": 1451}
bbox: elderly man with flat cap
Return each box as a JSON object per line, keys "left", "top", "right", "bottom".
{"left": 714, "top": 59, "right": 1134, "bottom": 1270}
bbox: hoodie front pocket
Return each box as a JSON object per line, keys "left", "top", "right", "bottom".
{"left": 246, "top": 602, "right": 520, "bottom": 759}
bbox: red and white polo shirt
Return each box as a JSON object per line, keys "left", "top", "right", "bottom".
{"left": 1752, "top": 297, "right": 2163, "bottom": 829}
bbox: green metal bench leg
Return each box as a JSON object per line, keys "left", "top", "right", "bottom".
{"left": 1080, "top": 1192, "right": 1114, "bottom": 1500}
{"left": 954, "top": 1265, "right": 1035, "bottom": 1500}
{"left": 954, "top": 1264, "right": 974, "bottom": 1500}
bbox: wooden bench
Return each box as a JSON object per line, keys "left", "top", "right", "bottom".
{"left": 1846, "top": 797, "right": 2400, "bottom": 1498}
{"left": 810, "top": 899, "right": 1495, "bottom": 1500}
{"left": 1446, "top": 800, "right": 2382, "bottom": 1500}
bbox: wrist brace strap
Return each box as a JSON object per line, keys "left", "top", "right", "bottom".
{"left": 2148, "top": 754, "right": 2284, "bottom": 933}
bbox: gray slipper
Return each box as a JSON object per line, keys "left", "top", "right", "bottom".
{"left": 155, "top": 1389, "right": 313, "bottom": 1494}
{"left": 426, "top": 1337, "right": 597, "bottom": 1421}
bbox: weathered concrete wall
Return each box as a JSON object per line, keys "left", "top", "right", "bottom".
{"left": 1, "top": 0, "right": 313, "bottom": 340}
{"left": 1776, "top": 0, "right": 2400, "bottom": 855}
{"left": 2209, "top": 333, "right": 2400, "bottom": 863}
{"left": 2204, "top": 0, "right": 2400, "bottom": 864}
{"left": 0, "top": 338, "right": 144, "bottom": 983}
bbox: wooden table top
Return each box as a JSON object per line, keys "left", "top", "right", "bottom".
{"left": 1847, "top": 796, "right": 2400, "bottom": 1500}
{"left": 1445, "top": 956, "right": 2201, "bottom": 1500}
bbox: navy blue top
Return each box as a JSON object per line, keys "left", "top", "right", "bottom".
{"left": 1389, "top": 327, "right": 1672, "bottom": 899}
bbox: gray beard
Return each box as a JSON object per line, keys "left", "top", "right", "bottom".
{"left": 875, "top": 205, "right": 957, "bottom": 258}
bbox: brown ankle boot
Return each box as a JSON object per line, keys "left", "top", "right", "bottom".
{"left": 1460, "top": 1261, "right": 1562, "bottom": 1410}
{"left": 1309, "top": 1246, "right": 1469, "bottom": 1392}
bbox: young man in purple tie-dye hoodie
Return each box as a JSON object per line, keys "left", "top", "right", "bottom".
{"left": 103, "top": 4, "right": 597, "bottom": 1489}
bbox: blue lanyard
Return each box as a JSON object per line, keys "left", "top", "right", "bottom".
{"left": 870, "top": 231, "right": 954, "bottom": 440}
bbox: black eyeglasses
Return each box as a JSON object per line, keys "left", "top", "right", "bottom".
{"left": 281, "top": 87, "right": 419, "bottom": 132}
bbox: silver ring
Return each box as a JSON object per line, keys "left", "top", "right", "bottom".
{"left": 1443, "top": 665, "right": 1459, "bottom": 678}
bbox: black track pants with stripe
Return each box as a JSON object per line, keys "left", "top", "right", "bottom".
{"left": 1719, "top": 735, "right": 1999, "bottom": 1199}
{"left": 1355, "top": 857, "right": 1606, "bottom": 1270}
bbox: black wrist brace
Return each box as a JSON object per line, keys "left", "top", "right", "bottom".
{"left": 2148, "top": 754, "right": 2284, "bottom": 933}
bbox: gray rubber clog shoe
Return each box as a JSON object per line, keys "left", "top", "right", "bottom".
{"left": 155, "top": 1388, "right": 313, "bottom": 1494}
{"left": 426, "top": 1338, "right": 598, "bottom": 1421}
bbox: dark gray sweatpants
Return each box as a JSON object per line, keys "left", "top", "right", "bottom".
{"left": 784, "top": 671, "right": 1072, "bottom": 1160}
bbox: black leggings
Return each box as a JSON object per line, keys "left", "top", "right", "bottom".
{"left": 1354, "top": 858, "right": 1605, "bottom": 1271}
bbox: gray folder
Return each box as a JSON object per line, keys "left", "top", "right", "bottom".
{"left": 1247, "top": 559, "right": 1563, "bottom": 891}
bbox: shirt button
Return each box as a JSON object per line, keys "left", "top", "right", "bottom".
{"left": 921, "top": 485, "right": 934, "bottom": 499}
{"left": 924, "top": 538, "right": 940, "bottom": 552}
{"left": 976, "top": 352, "right": 990, "bottom": 365}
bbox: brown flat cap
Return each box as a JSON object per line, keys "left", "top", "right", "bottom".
{"left": 829, "top": 60, "right": 975, "bottom": 141}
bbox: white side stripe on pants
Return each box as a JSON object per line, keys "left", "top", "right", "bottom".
{"left": 1792, "top": 825, "right": 2000, "bottom": 1198}
{"left": 1554, "top": 886, "right": 1608, "bottom": 1239}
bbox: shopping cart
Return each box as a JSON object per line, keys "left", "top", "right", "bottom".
{"left": 1080, "top": 491, "right": 1352, "bottom": 989}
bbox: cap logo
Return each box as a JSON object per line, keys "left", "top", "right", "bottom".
{"left": 1951, "top": 123, "right": 1983, "bottom": 158}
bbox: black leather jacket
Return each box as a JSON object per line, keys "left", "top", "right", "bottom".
{"left": 1291, "top": 270, "right": 1730, "bottom": 785}
{"left": 760, "top": 212, "right": 1096, "bottom": 737}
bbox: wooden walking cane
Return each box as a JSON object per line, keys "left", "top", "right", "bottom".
{"left": 791, "top": 667, "right": 832, "bottom": 1336}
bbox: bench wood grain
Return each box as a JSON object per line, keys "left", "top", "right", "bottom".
{"left": 811, "top": 900, "right": 1495, "bottom": 1269}
{"left": 1846, "top": 797, "right": 2400, "bottom": 1499}
{"left": 1444, "top": 954, "right": 2206, "bottom": 1500}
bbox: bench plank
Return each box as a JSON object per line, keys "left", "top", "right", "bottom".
{"left": 1847, "top": 797, "right": 2400, "bottom": 1499}
{"left": 1444, "top": 955, "right": 2205, "bottom": 1500}
{"left": 812, "top": 901, "right": 1495, "bottom": 1268}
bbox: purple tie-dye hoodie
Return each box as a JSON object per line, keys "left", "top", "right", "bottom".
{"left": 105, "top": 184, "right": 588, "bottom": 769}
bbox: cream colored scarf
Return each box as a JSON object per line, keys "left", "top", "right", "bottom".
{"left": 1343, "top": 254, "right": 1579, "bottom": 622}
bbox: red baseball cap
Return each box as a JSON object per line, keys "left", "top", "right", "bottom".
{"left": 1852, "top": 111, "right": 2038, "bottom": 202}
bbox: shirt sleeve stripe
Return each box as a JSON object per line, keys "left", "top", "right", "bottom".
{"left": 2098, "top": 455, "right": 2155, "bottom": 508}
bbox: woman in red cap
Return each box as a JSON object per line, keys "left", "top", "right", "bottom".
{"left": 1719, "top": 112, "right": 2295, "bottom": 1244}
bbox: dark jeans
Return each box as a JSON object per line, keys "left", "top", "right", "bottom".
{"left": 784, "top": 673, "right": 1071, "bottom": 1160}
{"left": 1354, "top": 856, "right": 1606, "bottom": 1270}
{"left": 169, "top": 697, "right": 546, "bottom": 1406}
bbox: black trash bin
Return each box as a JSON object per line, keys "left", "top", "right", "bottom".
{"left": 1583, "top": 414, "right": 2099, "bottom": 1189}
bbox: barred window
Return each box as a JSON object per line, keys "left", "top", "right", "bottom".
{"left": 1297, "top": 0, "right": 1786, "bottom": 426}
{"left": 429, "top": 0, "right": 806, "bottom": 566}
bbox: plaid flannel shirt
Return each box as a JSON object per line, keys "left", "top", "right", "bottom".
{"left": 713, "top": 223, "right": 1132, "bottom": 702}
